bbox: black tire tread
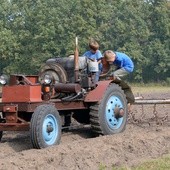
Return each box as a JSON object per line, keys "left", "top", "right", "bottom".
{"left": 89, "top": 83, "right": 128, "bottom": 135}
{"left": 90, "top": 103, "right": 103, "bottom": 134}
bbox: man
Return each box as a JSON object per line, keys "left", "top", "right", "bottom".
{"left": 103, "top": 50, "right": 134, "bottom": 80}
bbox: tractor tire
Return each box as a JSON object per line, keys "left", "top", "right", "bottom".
{"left": 30, "top": 104, "right": 62, "bottom": 149}
{"left": 90, "top": 83, "right": 128, "bottom": 135}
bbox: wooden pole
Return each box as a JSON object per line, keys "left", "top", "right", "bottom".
{"left": 74, "top": 37, "right": 79, "bottom": 83}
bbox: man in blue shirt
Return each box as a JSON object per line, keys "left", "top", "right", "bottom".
{"left": 83, "top": 40, "right": 103, "bottom": 82}
{"left": 103, "top": 50, "right": 134, "bottom": 80}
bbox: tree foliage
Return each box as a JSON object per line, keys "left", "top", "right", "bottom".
{"left": 0, "top": 0, "right": 169, "bottom": 82}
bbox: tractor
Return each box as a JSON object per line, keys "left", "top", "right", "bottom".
{"left": 0, "top": 38, "right": 134, "bottom": 149}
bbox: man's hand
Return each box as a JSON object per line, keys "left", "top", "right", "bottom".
{"left": 109, "top": 73, "right": 114, "bottom": 78}
{"left": 109, "top": 73, "right": 121, "bottom": 81}
{"left": 108, "top": 73, "right": 115, "bottom": 80}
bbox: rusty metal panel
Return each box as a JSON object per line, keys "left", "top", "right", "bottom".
{"left": 18, "top": 100, "right": 87, "bottom": 112}
{"left": 2, "top": 85, "right": 42, "bottom": 102}
{"left": 5, "top": 112, "right": 18, "bottom": 123}
{"left": 26, "top": 75, "right": 39, "bottom": 84}
{"left": 3, "top": 105, "right": 18, "bottom": 123}
{"left": 0, "top": 100, "right": 87, "bottom": 112}
{"left": 3, "top": 105, "right": 17, "bottom": 112}
{"left": 84, "top": 80, "right": 112, "bottom": 102}
{"left": 54, "top": 100, "right": 87, "bottom": 110}
{"left": 9, "top": 75, "right": 38, "bottom": 85}
{"left": 0, "top": 123, "right": 29, "bottom": 131}
{"left": 0, "top": 102, "right": 48, "bottom": 112}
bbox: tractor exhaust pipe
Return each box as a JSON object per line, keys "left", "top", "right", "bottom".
{"left": 54, "top": 83, "right": 81, "bottom": 93}
{"left": 74, "top": 37, "right": 79, "bottom": 83}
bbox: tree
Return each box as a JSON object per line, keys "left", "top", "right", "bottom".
{"left": 0, "top": 0, "right": 169, "bottom": 83}
{"left": 144, "top": 0, "right": 170, "bottom": 82}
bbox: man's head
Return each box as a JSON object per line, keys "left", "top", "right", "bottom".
{"left": 103, "top": 50, "right": 116, "bottom": 64}
{"left": 89, "top": 40, "right": 99, "bottom": 53}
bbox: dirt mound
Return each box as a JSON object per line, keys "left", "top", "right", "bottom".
{"left": 0, "top": 92, "right": 169, "bottom": 170}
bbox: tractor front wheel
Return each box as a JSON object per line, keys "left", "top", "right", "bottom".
{"left": 30, "top": 104, "right": 62, "bottom": 149}
{"left": 90, "top": 83, "right": 128, "bottom": 135}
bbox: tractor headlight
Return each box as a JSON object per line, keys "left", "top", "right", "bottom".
{"left": 0, "top": 75, "right": 7, "bottom": 85}
{"left": 43, "top": 74, "right": 52, "bottom": 84}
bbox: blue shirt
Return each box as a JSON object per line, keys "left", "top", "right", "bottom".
{"left": 83, "top": 50, "right": 103, "bottom": 61}
{"left": 113, "top": 52, "right": 134, "bottom": 72}
{"left": 83, "top": 50, "right": 103, "bottom": 71}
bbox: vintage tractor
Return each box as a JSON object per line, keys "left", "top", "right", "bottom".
{"left": 0, "top": 38, "right": 134, "bottom": 149}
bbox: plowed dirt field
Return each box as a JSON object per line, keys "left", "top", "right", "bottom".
{"left": 0, "top": 87, "right": 169, "bottom": 170}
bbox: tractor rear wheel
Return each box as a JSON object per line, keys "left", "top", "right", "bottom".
{"left": 30, "top": 104, "right": 62, "bottom": 149}
{"left": 90, "top": 83, "right": 128, "bottom": 135}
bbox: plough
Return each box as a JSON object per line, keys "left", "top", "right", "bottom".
{"left": 129, "top": 97, "right": 170, "bottom": 126}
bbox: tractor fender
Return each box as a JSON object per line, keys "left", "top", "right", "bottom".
{"left": 84, "top": 80, "right": 113, "bottom": 102}
{"left": 84, "top": 79, "right": 135, "bottom": 104}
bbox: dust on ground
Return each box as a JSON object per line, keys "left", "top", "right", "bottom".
{"left": 0, "top": 90, "right": 169, "bottom": 170}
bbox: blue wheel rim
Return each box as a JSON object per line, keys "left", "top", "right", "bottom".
{"left": 105, "top": 95, "right": 124, "bottom": 130}
{"left": 42, "top": 114, "right": 58, "bottom": 145}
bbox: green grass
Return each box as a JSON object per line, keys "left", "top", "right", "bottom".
{"left": 131, "top": 155, "right": 170, "bottom": 170}
{"left": 117, "top": 155, "right": 170, "bottom": 170}
{"left": 99, "top": 155, "right": 170, "bottom": 170}
{"left": 131, "top": 84, "right": 170, "bottom": 95}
